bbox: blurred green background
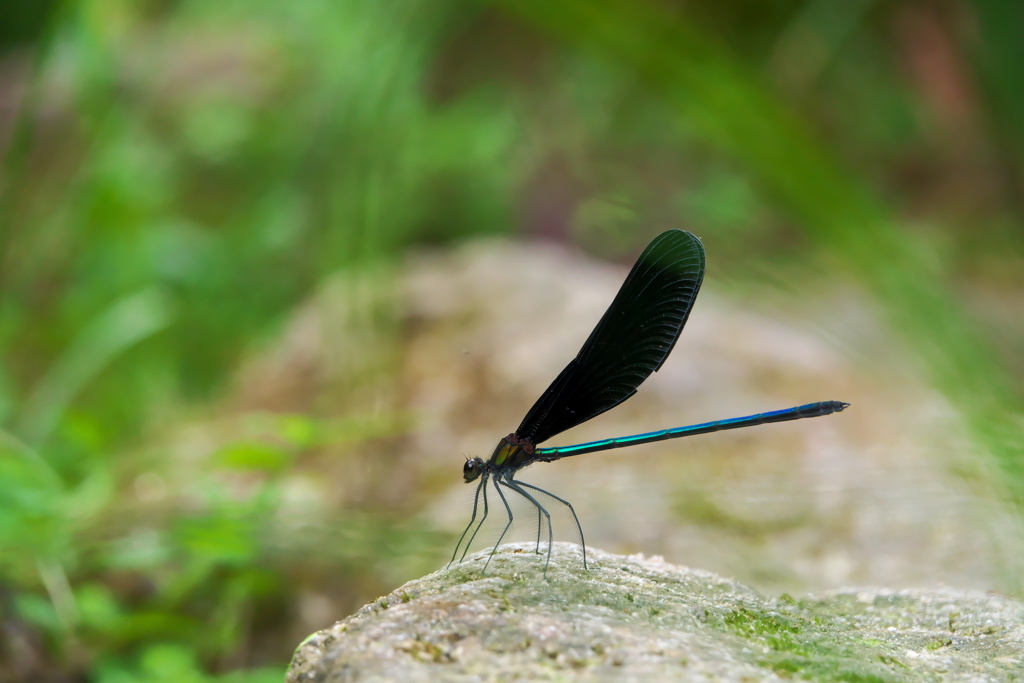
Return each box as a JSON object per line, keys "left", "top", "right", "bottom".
{"left": 2, "top": 0, "right": 1023, "bottom": 680}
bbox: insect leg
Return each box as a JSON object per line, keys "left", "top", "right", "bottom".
{"left": 504, "top": 477, "right": 555, "bottom": 576}
{"left": 514, "top": 479, "right": 588, "bottom": 570}
{"left": 459, "top": 474, "right": 490, "bottom": 562}
{"left": 483, "top": 476, "right": 514, "bottom": 573}
{"left": 448, "top": 477, "right": 485, "bottom": 568}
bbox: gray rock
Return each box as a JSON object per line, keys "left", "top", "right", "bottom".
{"left": 287, "top": 542, "right": 1024, "bottom": 682}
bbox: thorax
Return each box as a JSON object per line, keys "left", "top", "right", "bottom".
{"left": 487, "top": 433, "right": 536, "bottom": 472}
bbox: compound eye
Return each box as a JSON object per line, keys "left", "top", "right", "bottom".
{"left": 462, "top": 458, "right": 483, "bottom": 482}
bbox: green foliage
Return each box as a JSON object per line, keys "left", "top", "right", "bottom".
{"left": 94, "top": 645, "right": 285, "bottom": 683}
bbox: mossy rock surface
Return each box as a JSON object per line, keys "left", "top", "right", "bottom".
{"left": 288, "top": 543, "right": 1024, "bottom": 682}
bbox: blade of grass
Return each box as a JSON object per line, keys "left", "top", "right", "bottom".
{"left": 16, "top": 287, "right": 173, "bottom": 447}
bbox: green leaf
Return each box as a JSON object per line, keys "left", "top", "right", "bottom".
{"left": 216, "top": 441, "right": 291, "bottom": 472}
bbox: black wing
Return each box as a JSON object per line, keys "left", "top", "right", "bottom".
{"left": 515, "top": 230, "right": 706, "bottom": 446}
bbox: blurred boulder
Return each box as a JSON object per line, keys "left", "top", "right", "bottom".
{"left": 232, "top": 239, "right": 1021, "bottom": 602}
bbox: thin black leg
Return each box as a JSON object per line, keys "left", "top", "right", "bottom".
{"left": 449, "top": 477, "right": 485, "bottom": 568}
{"left": 483, "top": 476, "right": 514, "bottom": 573}
{"left": 534, "top": 505, "right": 542, "bottom": 553}
{"left": 514, "top": 479, "right": 588, "bottom": 570}
{"left": 460, "top": 474, "right": 490, "bottom": 563}
{"left": 503, "top": 478, "right": 554, "bottom": 576}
